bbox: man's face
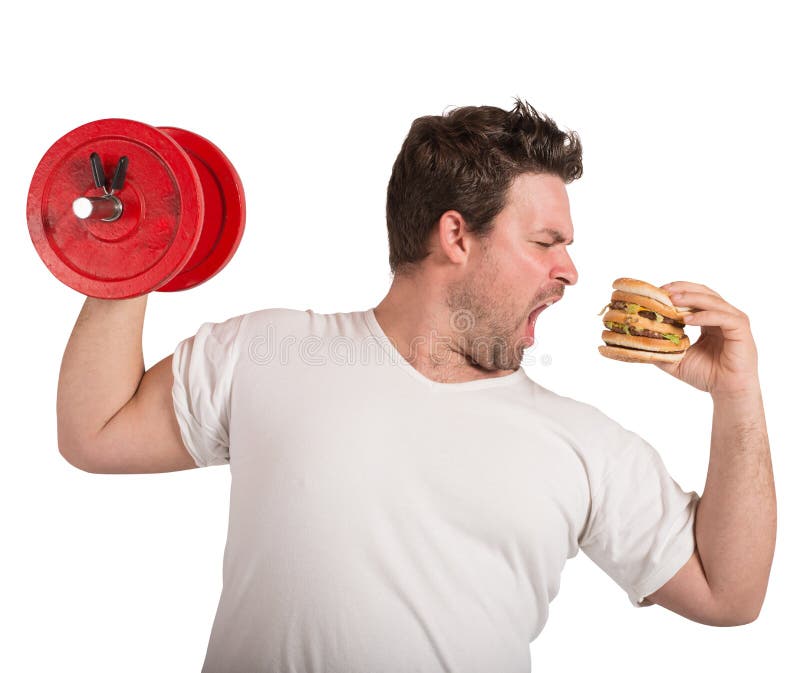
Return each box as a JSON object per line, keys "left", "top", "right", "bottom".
{"left": 444, "top": 172, "right": 578, "bottom": 372}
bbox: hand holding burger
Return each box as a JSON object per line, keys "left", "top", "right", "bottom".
{"left": 597, "top": 278, "right": 759, "bottom": 396}
{"left": 598, "top": 278, "right": 694, "bottom": 364}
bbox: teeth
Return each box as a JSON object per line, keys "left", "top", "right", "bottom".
{"left": 545, "top": 300, "right": 553, "bottom": 306}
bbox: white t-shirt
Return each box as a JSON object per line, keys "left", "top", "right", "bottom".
{"left": 172, "top": 307, "right": 699, "bottom": 673}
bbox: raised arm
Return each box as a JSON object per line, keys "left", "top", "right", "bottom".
{"left": 643, "top": 281, "right": 776, "bottom": 625}
{"left": 57, "top": 295, "right": 197, "bottom": 474}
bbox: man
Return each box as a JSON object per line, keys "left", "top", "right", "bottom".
{"left": 56, "top": 99, "right": 776, "bottom": 673}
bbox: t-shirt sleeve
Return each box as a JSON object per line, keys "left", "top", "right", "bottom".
{"left": 578, "top": 429, "right": 700, "bottom": 608}
{"left": 171, "top": 314, "right": 248, "bottom": 468}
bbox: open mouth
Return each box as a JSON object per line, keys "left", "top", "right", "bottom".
{"left": 524, "top": 298, "right": 558, "bottom": 343}
{"left": 530, "top": 302, "right": 551, "bottom": 321}
{"left": 530, "top": 297, "right": 558, "bottom": 321}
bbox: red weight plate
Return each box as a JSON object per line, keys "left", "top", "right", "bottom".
{"left": 27, "top": 119, "right": 203, "bottom": 299}
{"left": 156, "top": 127, "right": 245, "bottom": 292}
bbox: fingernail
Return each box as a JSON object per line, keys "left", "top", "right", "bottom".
{"left": 670, "top": 292, "right": 683, "bottom": 300}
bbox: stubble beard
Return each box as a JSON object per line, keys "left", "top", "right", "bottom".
{"left": 444, "top": 263, "right": 526, "bottom": 373}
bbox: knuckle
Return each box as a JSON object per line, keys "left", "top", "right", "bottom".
{"left": 699, "top": 283, "right": 721, "bottom": 297}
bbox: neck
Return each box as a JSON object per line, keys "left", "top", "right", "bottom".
{"left": 373, "top": 272, "right": 515, "bottom": 384}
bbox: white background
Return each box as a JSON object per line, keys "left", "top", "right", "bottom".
{"left": 1, "top": 0, "right": 795, "bottom": 670}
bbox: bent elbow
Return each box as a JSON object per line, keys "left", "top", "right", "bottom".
{"left": 58, "top": 437, "right": 102, "bottom": 474}
{"left": 715, "top": 604, "right": 762, "bottom": 627}
{"left": 734, "top": 607, "right": 762, "bottom": 627}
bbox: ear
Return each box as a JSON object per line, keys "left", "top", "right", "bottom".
{"left": 435, "top": 210, "right": 473, "bottom": 266}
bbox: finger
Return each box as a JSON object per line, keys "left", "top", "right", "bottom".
{"left": 681, "top": 308, "right": 751, "bottom": 340}
{"left": 661, "top": 281, "right": 723, "bottom": 298}
{"left": 666, "top": 290, "right": 739, "bottom": 314}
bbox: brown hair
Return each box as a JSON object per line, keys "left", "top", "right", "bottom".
{"left": 385, "top": 97, "right": 583, "bottom": 275}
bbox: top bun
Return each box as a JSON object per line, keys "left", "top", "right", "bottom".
{"left": 612, "top": 278, "right": 674, "bottom": 306}
{"left": 611, "top": 278, "right": 690, "bottom": 322}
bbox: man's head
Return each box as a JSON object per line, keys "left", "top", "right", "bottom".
{"left": 385, "top": 97, "right": 582, "bottom": 276}
{"left": 381, "top": 99, "right": 582, "bottom": 373}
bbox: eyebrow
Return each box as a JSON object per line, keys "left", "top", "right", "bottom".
{"left": 537, "top": 228, "right": 574, "bottom": 245}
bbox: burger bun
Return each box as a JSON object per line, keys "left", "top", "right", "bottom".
{"left": 598, "top": 345, "right": 687, "bottom": 364}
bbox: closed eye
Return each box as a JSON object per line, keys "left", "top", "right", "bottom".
{"left": 535, "top": 242, "right": 554, "bottom": 248}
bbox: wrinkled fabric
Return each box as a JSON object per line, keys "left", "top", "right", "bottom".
{"left": 171, "top": 307, "right": 699, "bottom": 673}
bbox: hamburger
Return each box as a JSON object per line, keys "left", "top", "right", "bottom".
{"left": 598, "top": 278, "right": 693, "bottom": 364}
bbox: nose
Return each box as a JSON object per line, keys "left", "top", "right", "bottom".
{"left": 551, "top": 247, "right": 578, "bottom": 286}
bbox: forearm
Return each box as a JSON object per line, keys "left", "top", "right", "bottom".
{"left": 695, "top": 384, "right": 776, "bottom": 621}
{"left": 57, "top": 295, "right": 148, "bottom": 453}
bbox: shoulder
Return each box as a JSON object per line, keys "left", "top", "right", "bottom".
{"left": 523, "top": 380, "right": 642, "bottom": 467}
{"left": 192, "top": 307, "right": 309, "bottom": 339}
{"left": 527, "top": 380, "right": 625, "bottom": 433}
{"left": 238, "top": 307, "right": 311, "bottom": 331}
{"left": 239, "top": 307, "right": 373, "bottom": 345}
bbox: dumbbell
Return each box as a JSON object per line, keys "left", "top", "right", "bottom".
{"left": 27, "top": 119, "right": 246, "bottom": 299}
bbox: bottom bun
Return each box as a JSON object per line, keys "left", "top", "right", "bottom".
{"left": 598, "top": 345, "right": 687, "bottom": 364}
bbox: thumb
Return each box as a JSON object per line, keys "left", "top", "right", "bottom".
{"left": 654, "top": 360, "right": 680, "bottom": 375}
